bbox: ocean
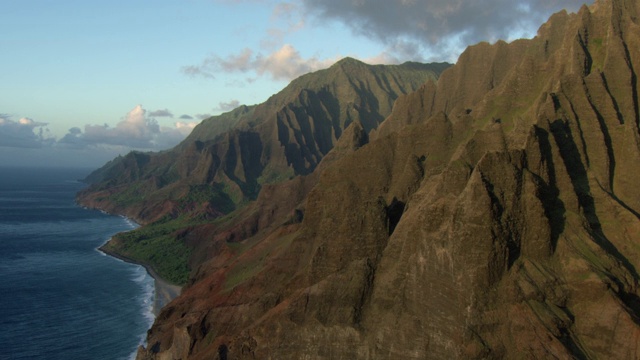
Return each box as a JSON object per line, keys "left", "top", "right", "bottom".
{"left": 0, "top": 167, "right": 154, "bottom": 360}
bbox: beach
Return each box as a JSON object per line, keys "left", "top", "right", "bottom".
{"left": 98, "top": 245, "right": 182, "bottom": 315}
{"left": 145, "top": 264, "right": 183, "bottom": 315}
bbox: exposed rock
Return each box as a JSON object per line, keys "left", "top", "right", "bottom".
{"left": 89, "top": 0, "right": 640, "bottom": 358}
{"left": 78, "top": 59, "right": 448, "bottom": 224}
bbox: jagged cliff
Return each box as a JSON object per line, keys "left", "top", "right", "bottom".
{"left": 77, "top": 59, "right": 449, "bottom": 285}
{"left": 126, "top": 0, "right": 640, "bottom": 359}
{"left": 78, "top": 59, "right": 448, "bottom": 225}
{"left": 75, "top": 0, "right": 640, "bottom": 358}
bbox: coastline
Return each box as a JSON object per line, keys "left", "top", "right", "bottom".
{"left": 99, "top": 245, "right": 182, "bottom": 315}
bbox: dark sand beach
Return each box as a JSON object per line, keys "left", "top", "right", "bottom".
{"left": 98, "top": 245, "right": 182, "bottom": 315}
{"left": 145, "top": 265, "right": 182, "bottom": 315}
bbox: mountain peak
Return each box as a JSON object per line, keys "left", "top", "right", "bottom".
{"left": 333, "top": 56, "right": 365, "bottom": 66}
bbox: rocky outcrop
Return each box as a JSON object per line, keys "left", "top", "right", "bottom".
{"left": 134, "top": 0, "right": 640, "bottom": 358}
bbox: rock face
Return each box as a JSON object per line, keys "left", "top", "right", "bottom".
{"left": 118, "top": 0, "right": 640, "bottom": 358}
{"left": 78, "top": 59, "right": 448, "bottom": 225}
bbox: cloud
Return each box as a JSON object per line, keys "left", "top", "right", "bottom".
{"left": 175, "top": 121, "right": 198, "bottom": 135}
{"left": 155, "top": 121, "right": 199, "bottom": 149}
{"left": 149, "top": 109, "right": 174, "bottom": 117}
{"left": 195, "top": 113, "right": 212, "bottom": 120}
{"left": 299, "top": 0, "right": 584, "bottom": 61}
{"left": 59, "top": 105, "right": 196, "bottom": 150}
{"left": 0, "top": 115, "right": 54, "bottom": 148}
{"left": 262, "top": 3, "right": 306, "bottom": 49}
{"left": 83, "top": 105, "right": 160, "bottom": 148}
{"left": 215, "top": 100, "right": 241, "bottom": 112}
{"left": 0, "top": 107, "right": 199, "bottom": 167}
{"left": 179, "top": 114, "right": 194, "bottom": 120}
{"left": 184, "top": 44, "right": 338, "bottom": 82}
{"left": 182, "top": 64, "right": 216, "bottom": 79}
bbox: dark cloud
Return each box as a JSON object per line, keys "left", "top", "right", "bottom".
{"left": 0, "top": 116, "right": 54, "bottom": 149}
{"left": 149, "top": 109, "right": 174, "bottom": 117}
{"left": 179, "top": 114, "right": 194, "bottom": 120}
{"left": 300, "top": 0, "right": 585, "bottom": 60}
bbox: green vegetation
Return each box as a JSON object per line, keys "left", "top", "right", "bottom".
{"left": 101, "top": 182, "right": 249, "bottom": 286}
{"left": 178, "top": 183, "right": 237, "bottom": 214}
{"left": 105, "top": 217, "right": 198, "bottom": 285}
{"left": 110, "top": 182, "right": 148, "bottom": 207}
{"left": 589, "top": 37, "right": 605, "bottom": 71}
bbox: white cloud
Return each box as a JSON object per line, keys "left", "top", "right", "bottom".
{"left": 175, "top": 121, "right": 198, "bottom": 135}
{"left": 258, "top": 44, "right": 337, "bottom": 79}
{"left": 184, "top": 44, "right": 338, "bottom": 82}
{"left": 262, "top": 2, "right": 306, "bottom": 49}
{"left": 0, "top": 108, "right": 199, "bottom": 168}
{"left": 155, "top": 121, "right": 199, "bottom": 149}
{"left": 59, "top": 105, "right": 196, "bottom": 150}
{"left": 215, "top": 100, "right": 241, "bottom": 112}
{"left": 83, "top": 105, "right": 159, "bottom": 147}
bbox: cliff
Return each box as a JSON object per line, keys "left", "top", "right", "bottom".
{"left": 130, "top": 0, "right": 640, "bottom": 358}
{"left": 78, "top": 59, "right": 449, "bottom": 225}
{"left": 77, "top": 59, "right": 448, "bottom": 285}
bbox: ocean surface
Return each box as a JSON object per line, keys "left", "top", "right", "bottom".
{"left": 0, "top": 167, "right": 154, "bottom": 360}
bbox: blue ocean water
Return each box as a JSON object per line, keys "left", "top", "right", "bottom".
{"left": 0, "top": 167, "right": 154, "bottom": 360}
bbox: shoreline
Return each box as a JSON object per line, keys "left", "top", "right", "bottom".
{"left": 99, "top": 245, "right": 182, "bottom": 315}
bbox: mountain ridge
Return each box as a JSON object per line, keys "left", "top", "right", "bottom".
{"left": 77, "top": 58, "right": 449, "bottom": 285}
{"left": 132, "top": 0, "right": 640, "bottom": 358}
{"left": 78, "top": 58, "right": 449, "bottom": 225}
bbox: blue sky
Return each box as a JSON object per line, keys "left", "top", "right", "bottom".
{"left": 1, "top": 0, "right": 584, "bottom": 169}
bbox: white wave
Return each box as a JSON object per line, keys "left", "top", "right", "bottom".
{"left": 122, "top": 263, "right": 156, "bottom": 360}
{"left": 132, "top": 266, "right": 156, "bottom": 340}
{"left": 131, "top": 266, "right": 148, "bottom": 283}
{"left": 118, "top": 215, "right": 140, "bottom": 230}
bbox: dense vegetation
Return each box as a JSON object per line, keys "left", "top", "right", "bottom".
{"left": 102, "top": 217, "right": 197, "bottom": 285}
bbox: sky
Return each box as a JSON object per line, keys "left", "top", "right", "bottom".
{"left": 1, "top": 0, "right": 585, "bottom": 169}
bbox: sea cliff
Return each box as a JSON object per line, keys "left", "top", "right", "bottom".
{"left": 81, "top": 1, "right": 640, "bottom": 358}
